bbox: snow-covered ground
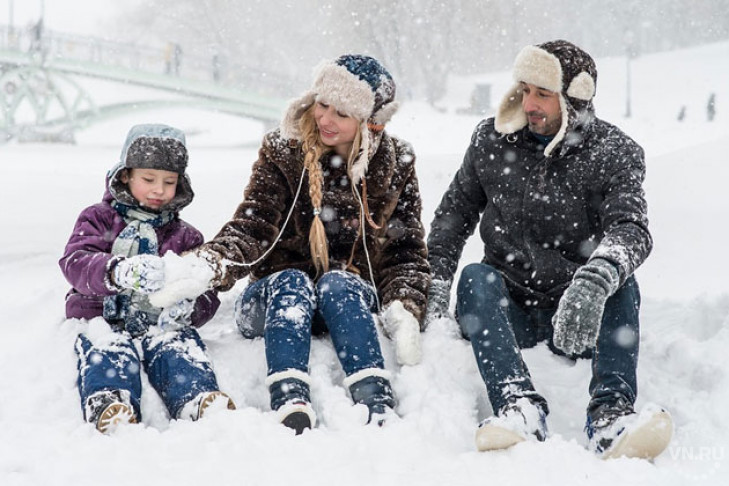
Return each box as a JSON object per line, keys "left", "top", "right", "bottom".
{"left": 1, "top": 42, "right": 728, "bottom": 486}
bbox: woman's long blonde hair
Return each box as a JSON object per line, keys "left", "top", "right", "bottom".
{"left": 298, "top": 105, "right": 363, "bottom": 275}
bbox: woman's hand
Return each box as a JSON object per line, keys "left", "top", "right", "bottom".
{"left": 381, "top": 300, "right": 423, "bottom": 366}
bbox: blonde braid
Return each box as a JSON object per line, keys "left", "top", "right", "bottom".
{"left": 300, "top": 107, "right": 330, "bottom": 274}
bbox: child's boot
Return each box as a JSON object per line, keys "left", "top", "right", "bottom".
{"left": 344, "top": 369, "right": 397, "bottom": 426}
{"left": 179, "top": 391, "right": 236, "bottom": 420}
{"left": 198, "top": 391, "right": 236, "bottom": 419}
{"left": 85, "top": 389, "right": 137, "bottom": 434}
{"left": 266, "top": 369, "right": 316, "bottom": 435}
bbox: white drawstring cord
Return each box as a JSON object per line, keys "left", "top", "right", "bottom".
{"left": 224, "top": 154, "right": 381, "bottom": 315}
{"left": 225, "top": 163, "right": 307, "bottom": 269}
{"left": 351, "top": 179, "right": 381, "bottom": 313}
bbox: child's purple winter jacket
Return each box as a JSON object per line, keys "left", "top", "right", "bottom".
{"left": 59, "top": 186, "right": 220, "bottom": 327}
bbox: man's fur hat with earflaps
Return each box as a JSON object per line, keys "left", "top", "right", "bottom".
{"left": 280, "top": 54, "right": 399, "bottom": 184}
{"left": 495, "top": 40, "right": 598, "bottom": 157}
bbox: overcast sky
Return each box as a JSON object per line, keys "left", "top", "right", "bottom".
{"left": 0, "top": 0, "right": 141, "bottom": 36}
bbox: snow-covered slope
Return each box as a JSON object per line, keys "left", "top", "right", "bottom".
{"left": 0, "top": 42, "right": 727, "bottom": 486}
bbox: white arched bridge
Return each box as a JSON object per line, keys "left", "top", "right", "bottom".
{"left": 0, "top": 23, "right": 288, "bottom": 142}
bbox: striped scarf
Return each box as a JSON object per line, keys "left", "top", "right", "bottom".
{"left": 103, "top": 202, "right": 175, "bottom": 336}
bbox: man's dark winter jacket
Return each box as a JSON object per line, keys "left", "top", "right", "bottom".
{"left": 201, "top": 129, "right": 430, "bottom": 323}
{"left": 427, "top": 117, "right": 651, "bottom": 308}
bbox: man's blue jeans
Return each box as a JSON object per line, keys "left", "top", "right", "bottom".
{"left": 456, "top": 263, "right": 640, "bottom": 420}
{"left": 235, "top": 269, "right": 385, "bottom": 377}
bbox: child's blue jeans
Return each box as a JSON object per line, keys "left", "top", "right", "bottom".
{"left": 456, "top": 263, "right": 640, "bottom": 421}
{"left": 235, "top": 269, "right": 385, "bottom": 377}
{"left": 75, "top": 326, "right": 221, "bottom": 420}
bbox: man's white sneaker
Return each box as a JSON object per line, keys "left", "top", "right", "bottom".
{"left": 475, "top": 397, "right": 548, "bottom": 451}
{"left": 587, "top": 403, "right": 673, "bottom": 460}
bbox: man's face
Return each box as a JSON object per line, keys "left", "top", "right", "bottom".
{"left": 520, "top": 82, "right": 562, "bottom": 136}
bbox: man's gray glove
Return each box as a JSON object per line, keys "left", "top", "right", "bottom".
{"left": 112, "top": 255, "right": 165, "bottom": 294}
{"left": 552, "top": 258, "right": 619, "bottom": 356}
{"left": 425, "top": 279, "right": 452, "bottom": 325}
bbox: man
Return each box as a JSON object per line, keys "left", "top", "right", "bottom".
{"left": 426, "top": 40, "right": 672, "bottom": 459}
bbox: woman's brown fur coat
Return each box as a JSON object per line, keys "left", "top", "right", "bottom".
{"left": 200, "top": 129, "right": 430, "bottom": 324}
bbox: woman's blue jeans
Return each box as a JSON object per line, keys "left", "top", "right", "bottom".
{"left": 235, "top": 269, "right": 385, "bottom": 377}
{"left": 456, "top": 263, "right": 640, "bottom": 420}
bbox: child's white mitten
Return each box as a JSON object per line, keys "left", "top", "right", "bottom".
{"left": 157, "top": 299, "right": 195, "bottom": 331}
{"left": 112, "top": 254, "right": 165, "bottom": 294}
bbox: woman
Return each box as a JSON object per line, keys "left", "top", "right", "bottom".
{"left": 158, "top": 54, "right": 430, "bottom": 434}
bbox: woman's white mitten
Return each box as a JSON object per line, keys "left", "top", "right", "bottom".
{"left": 382, "top": 301, "right": 422, "bottom": 366}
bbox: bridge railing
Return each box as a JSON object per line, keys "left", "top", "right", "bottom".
{"left": 0, "top": 22, "right": 297, "bottom": 140}
{"left": 1, "top": 23, "right": 231, "bottom": 84}
{"left": 1, "top": 23, "right": 301, "bottom": 96}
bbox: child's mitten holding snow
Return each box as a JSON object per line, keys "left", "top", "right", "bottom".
{"left": 112, "top": 254, "right": 165, "bottom": 294}
{"left": 157, "top": 299, "right": 195, "bottom": 331}
{"left": 381, "top": 300, "right": 423, "bottom": 366}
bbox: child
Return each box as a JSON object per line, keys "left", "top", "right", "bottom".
{"left": 59, "top": 123, "right": 234, "bottom": 434}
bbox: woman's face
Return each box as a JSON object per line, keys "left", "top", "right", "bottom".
{"left": 313, "top": 101, "right": 359, "bottom": 158}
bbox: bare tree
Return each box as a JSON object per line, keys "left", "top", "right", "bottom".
{"left": 114, "top": 0, "right": 729, "bottom": 103}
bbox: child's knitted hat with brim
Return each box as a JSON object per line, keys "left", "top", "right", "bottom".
{"left": 108, "top": 123, "right": 194, "bottom": 212}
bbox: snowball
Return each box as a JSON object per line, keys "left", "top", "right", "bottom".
{"left": 148, "top": 252, "right": 214, "bottom": 308}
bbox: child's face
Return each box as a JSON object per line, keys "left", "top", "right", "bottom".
{"left": 121, "top": 168, "right": 178, "bottom": 210}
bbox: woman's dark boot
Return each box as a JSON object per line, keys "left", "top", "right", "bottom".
{"left": 266, "top": 369, "right": 316, "bottom": 435}
{"left": 345, "top": 369, "right": 397, "bottom": 426}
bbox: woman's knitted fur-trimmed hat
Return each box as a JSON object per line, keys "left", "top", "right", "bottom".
{"left": 280, "top": 54, "right": 399, "bottom": 183}
{"left": 495, "top": 40, "right": 598, "bottom": 157}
